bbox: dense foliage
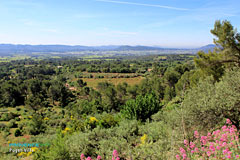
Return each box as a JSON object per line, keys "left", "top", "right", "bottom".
{"left": 0, "top": 20, "right": 240, "bottom": 160}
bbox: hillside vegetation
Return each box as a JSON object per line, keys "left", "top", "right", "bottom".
{"left": 0, "top": 20, "right": 240, "bottom": 160}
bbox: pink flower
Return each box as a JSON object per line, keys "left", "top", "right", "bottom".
{"left": 222, "top": 125, "right": 227, "bottom": 130}
{"left": 226, "top": 155, "right": 231, "bottom": 159}
{"left": 226, "top": 119, "right": 232, "bottom": 124}
{"left": 180, "top": 147, "right": 186, "bottom": 154}
{"left": 81, "top": 154, "right": 85, "bottom": 160}
{"left": 223, "top": 149, "right": 228, "bottom": 154}
{"left": 194, "top": 131, "right": 199, "bottom": 138}
{"left": 182, "top": 153, "right": 187, "bottom": 159}
{"left": 207, "top": 151, "right": 211, "bottom": 157}
{"left": 176, "top": 155, "right": 180, "bottom": 160}
{"left": 190, "top": 142, "right": 195, "bottom": 148}
{"left": 207, "top": 132, "right": 211, "bottom": 137}
{"left": 209, "top": 144, "right": 215, "bottom": 152}
{"left": 97, "top": 155, "right": 102, "bottom": 160}
{"left": 184, "top": 139, "right": 188, "bottom": 146}
{"left": 86, "top": 157, "right": 92, "bottom": 160}
{"left": 112, "top": 150, "right": 118, "bottom": 157}
{"left": 222, "top": 142, "right": 227, "bottom": 147}
{"left": 194, "top": 147, "right": 199, "bottom": 153}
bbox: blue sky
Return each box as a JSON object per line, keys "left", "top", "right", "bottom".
{"left": 0, "top": 0, "right": 239, "bottom": 48}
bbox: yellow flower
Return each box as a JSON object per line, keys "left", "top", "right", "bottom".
{"left": 89, "top": 117, "right": 98, "bottom": 123}
{"left": 17, "top": 152, "right": 27, "bottom": 157}
{"left": 7, "top": 141, "right": 11, "bottom": 144}
{"left": 31, "top": 147, "right": 38, "bottom": 152}
{"left": 27, "top": 152, "right": 32, "bottom": 156}
{"left": 70, "top": 115, "right": 73, "bottom": 120}
{"left": 64, "top": 127, "right": 71, "bottom": 131}
{"left": 28, "top": 116, "right": 32, "bottom": 119}
{"left": 44, "top": 117, "right": 49, "bottom": 120}
{"left": 141, "top": 134, "right": 148, "bottom": 145}
{"left": 62, "top": 127, "right": 71, "bottom": 134}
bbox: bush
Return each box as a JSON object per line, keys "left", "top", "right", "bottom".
{"left": 121, "top": 93, "right": 162, "bottom": 121}
{"left": 176, "top": 119, "right": 240, "bottom": 160}
{"left": 15, "top": 117, "right": 20, "bottom": 121}
{"left": 0, "top": 112, "right": 16, "bottom": 121}
{"left": 34, "top": 131, "right": 70, "bottom": 160}
{"left": 98, "top": 113, "right": 119, "bottom": 129}
{"left": 35, "top": 119, "right": 173, "bottom": 160}
{"left": 182, "top": 69, "right": 240, "bottom": 131}
{"left": 14, "top": 128, "right": 22, "bottom": 137}
{"left": 28, "top": 114, "right": 46, "bottom": 135}
{"left": 0, "top": 123, "right": 7, "bottom": 131}
{"left": 8, "top": 119, "right": 17, "bottom": 128}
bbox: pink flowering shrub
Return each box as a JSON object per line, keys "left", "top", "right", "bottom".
{"left": 80, "top": 149, "right": 120, "bottom": 160}
{"left": 176, "top": 119, "right": 240, "bottom": 160}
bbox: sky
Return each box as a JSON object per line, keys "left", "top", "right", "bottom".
{"left": 0, "top": 0, "right": 239, "bottom": 48}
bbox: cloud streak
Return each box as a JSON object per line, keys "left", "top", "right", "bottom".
{"left": 95, "top": 0, "right": 189, "bottom": 11}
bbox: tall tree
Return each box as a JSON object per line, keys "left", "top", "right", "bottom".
{"left": 195, "top": 20, "right": 240, "bottom": 81}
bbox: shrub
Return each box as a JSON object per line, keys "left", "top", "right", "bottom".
{"left": 183, "top": 69, "right": 240, "bottom": 131}
{"left": 98, "top": 113, "right": 119, "bottom": 129}
{"left": 15, "top": 117, "right": 20, "bottom": 121}
{"left": 28, "top": 114, "right": 46, "bottom": 135}
{"left": 8, "top": 119, "right": 17, "bottom": 128}
{"left": 121, "top": 93, "right": 162, "bottom": 121}
{"left": 14, "top": 128, "right": 22, "bottom": 137}
{"left": 34, "top": 131, "right": 70, "bottom": 160}
{"left": 176, "top": 119, "right": 240, "bottom": 160}
{"left": 0, "top": 123, "right": 7, "bottom": 131}
{"left": 0, "top": 112, "right": 16, "bottom": 121}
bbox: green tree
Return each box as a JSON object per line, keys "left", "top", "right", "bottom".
{"left": 28, "top": 114, "right": 46, "bottom": 135}
{"left": 195, "top": 20, "right": 240, "bottom": 81}
{"left": 122, "top": 93, "right": 162, "bottom": 121}
{"left": 97, "top": 82, "right": 119, "bottom": 112}
{"left": 77, "top": 79, "right": 87, "bottom": 88}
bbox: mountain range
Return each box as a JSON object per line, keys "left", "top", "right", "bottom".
{"left": 0, "top": 44, "right": 216, "bottom": 55}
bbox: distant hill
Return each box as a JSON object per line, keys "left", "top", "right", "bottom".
{"left": 0, "top": 44, "right": 217, "bottom": 56}
{"left": 197, "top": 44, "right": 216, "bottom": 52}
{"left": 0, "top": 44, "right": 93, "bottom": 54}
{"left": 92, "top": 45, "right": 120, "bottom": 50}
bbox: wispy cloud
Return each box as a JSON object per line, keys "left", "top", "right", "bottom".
{"left": 95, "top": 0, "right": 189, "bottom": 11}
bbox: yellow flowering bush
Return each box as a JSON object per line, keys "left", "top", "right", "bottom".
{"left": 31, "top": 147, "right": 38, "bottom": 152}
{"left": 89, "top": 117, "right": 98, "bottom": 123}
{"left": 140, "top": 134, "right": 148, "bottom": 145}
{"left": 62, "top": 127, "right": 71, "bottom": 134}
{"left": 27, "top": 152, "right": 32, "bottom": 157}
{"left": 17, "top": 152, "right": 27, "bottom": 157}
{"left": 44, "top": 117, "right": 49, "bottom": 121}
